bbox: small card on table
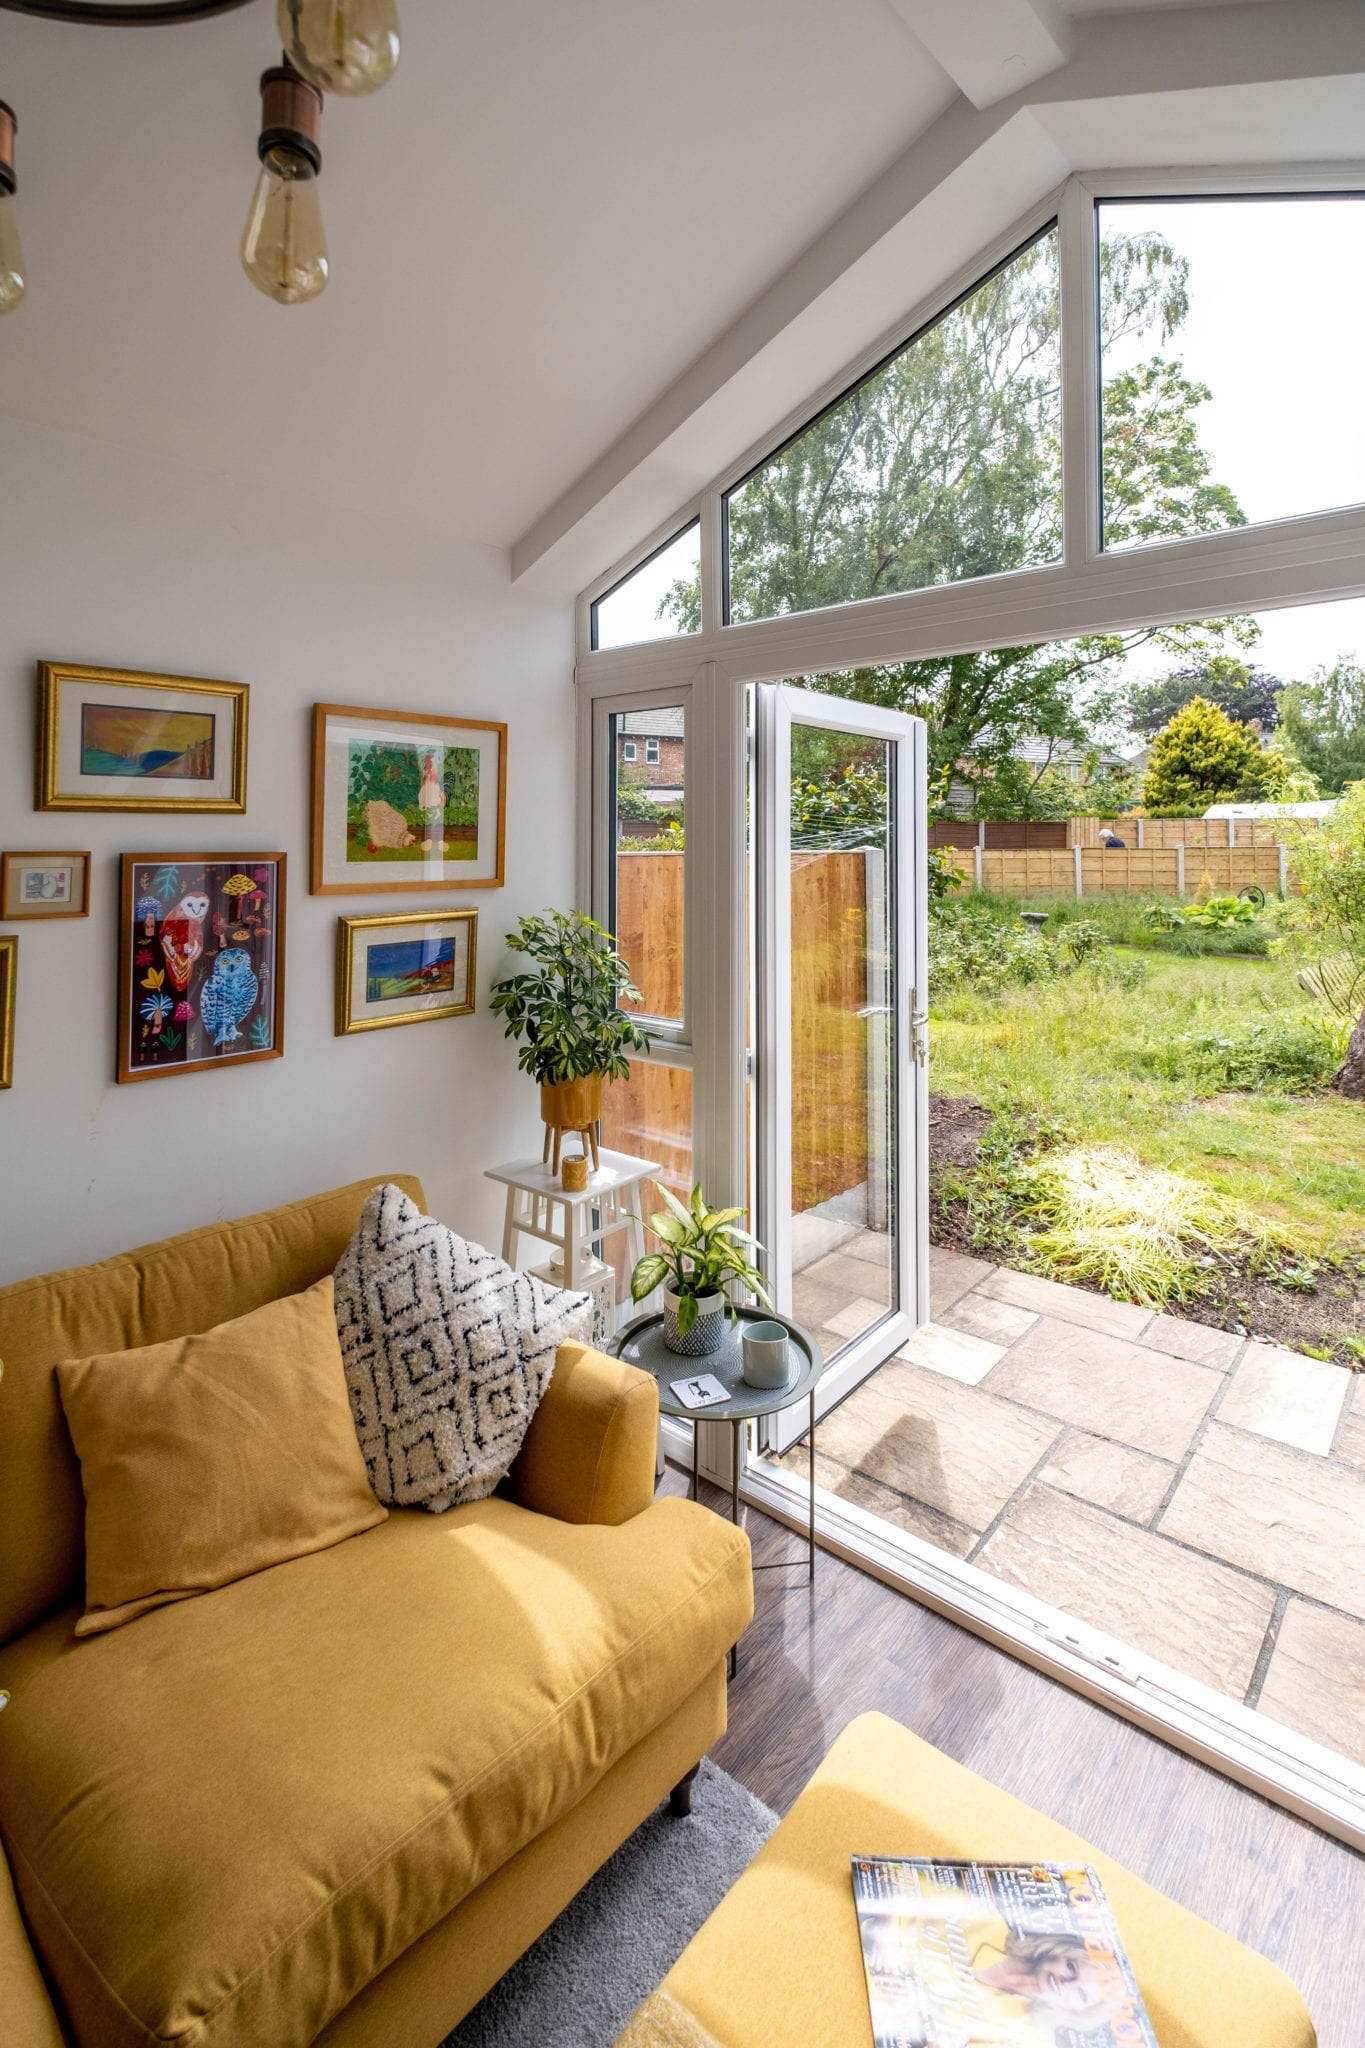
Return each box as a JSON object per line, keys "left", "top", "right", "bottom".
{"left": 670, "top": 1372, "right": 730, "bottom": 1411}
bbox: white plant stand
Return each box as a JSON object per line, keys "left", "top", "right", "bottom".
{"left": 484, "top": 1149, "right": 663, "bottom": 1345}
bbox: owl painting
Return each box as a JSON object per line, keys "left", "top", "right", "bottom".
{"left": 199, "top": 948, "right": 259, "bottom": 1048}
{"left": 160, "top": 892, "right": 210, "bottom": 992}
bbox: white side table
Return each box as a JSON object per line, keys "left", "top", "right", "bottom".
{"left": 484, "top": 1149, "right": 664, "bottom": 1344}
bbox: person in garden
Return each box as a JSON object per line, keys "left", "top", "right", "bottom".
{"left": 1099, "top": 825, "right": 1127, "bottom": 848}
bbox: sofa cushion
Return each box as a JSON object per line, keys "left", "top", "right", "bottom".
{"left": 0, "top": 1495, "right": 752, "bottom": 2048}
{"left": 334, "top": 1182, "right": 592, "bottom": 1511}
{"left": 57, "top": 1277, "right": 387, "bottom": 1635}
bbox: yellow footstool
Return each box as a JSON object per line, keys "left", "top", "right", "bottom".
{"left": 618, "top": 1711, "right": 1315, "bottom": 2048}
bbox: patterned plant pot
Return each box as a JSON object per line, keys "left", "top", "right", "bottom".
{"left": 663, "top": 1288, "right": 727, "bottom": 1357}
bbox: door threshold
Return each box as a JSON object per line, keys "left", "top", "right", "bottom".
{"left": 722, "top": 1442, "right": 1365, "bottom": 1851}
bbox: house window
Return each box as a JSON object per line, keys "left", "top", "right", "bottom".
{"left": 592, "top": 521, "right": 702, "bottom": 650}
{"left": 1099, "top": 193, "right": 1365, "bottom": 550}
{"left": 724, "top": 226, "right": 1060, "bottom": 625}
{"left": 645, "top": 738, "right": 660, "bottom": 765}
{"left": 610, "top": 706, "right": 686, "bottom": 1027}
{"left": 621, "top": 740, "right": 637, "bottom": 761}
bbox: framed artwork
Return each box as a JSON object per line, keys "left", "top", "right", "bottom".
{"left": 311, "top": 703, "right": 506, "bottom": 894}
{"left": 37, "top": 662, "right": 248, "bottom": 814}
{"left": 117, "top": 854, "right": 285, "bottom": 1084}
{"left": 0, "top": 935, "right": 15, "bottom": 1090}
{"left": 1, "top": 851, "right": 90, "bottom": 920}
{"left": 336, "top": 909, "right": 477, "bottom": 1036}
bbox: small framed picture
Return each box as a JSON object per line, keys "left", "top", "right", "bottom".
{"left": 311, "top": 703, "right": 506, "bottom": 895}
{"left": 0, "top": 935, "right": 15, "bottom": 1089}
{"left": 336, "top": 909, "right": 477, "bottom": 1036}
{"left": 37, "top": 662, "right": 248, "bottom": 814}
{"left": 1, "top": 851, "right": 91, "bottom": 920}
{"left": 117, "top": 854, "right": 285, "bottom": 1084}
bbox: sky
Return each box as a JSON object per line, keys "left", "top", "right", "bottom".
{"left": 595, "top": 194, "right": 1365, "bottom": 675}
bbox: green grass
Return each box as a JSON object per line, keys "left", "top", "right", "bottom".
{"left": 930, "top": 939, "right": 1364, "bottom": 1255}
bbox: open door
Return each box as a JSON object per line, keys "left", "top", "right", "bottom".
{"left": 754, "top": 684, "right": 928, "bottom": 1454}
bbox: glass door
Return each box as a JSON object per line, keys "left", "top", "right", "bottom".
{"left": 753, "top": 684, "right": 928, "bottom": 1454}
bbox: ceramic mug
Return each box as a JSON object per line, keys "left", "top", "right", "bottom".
{"left": 742, "top": 1320, "right": 791, "bottom": 1388}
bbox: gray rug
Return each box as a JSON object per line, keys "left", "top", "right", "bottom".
{"left": 442, "top": 1759, "right": 776, "bottom": 2048}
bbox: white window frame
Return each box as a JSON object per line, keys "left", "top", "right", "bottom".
{"left": 645, "top": 738, "right": 661, "bottom": 766}
{"left": 620, "top": 739, "right": 637, "bottom": 761}
{"left": 576, "top": 164, "right": 1365, "bottom": 1851}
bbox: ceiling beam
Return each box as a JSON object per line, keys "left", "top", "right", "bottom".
{"left": 883, "top": 0, "right": 1072, "bottom": 111}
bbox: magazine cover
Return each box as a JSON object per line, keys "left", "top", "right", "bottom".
{"left": 851, "top": 1857, "right": 1159, "bottom": 2048}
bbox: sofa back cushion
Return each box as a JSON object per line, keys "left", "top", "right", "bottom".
{"left": 0, "top": 1175, "right": 424, "bottom": 1646}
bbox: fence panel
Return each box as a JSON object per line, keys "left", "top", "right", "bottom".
{"left": 614, "top": 850, "right": 683, "bottom": 1019}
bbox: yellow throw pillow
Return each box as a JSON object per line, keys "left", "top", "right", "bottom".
{"left": 57, "top": 1277, "right": 386, "bottom": 1636}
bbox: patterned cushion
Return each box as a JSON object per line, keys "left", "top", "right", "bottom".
{"left": 334, "top": 1183, "right": 592, "bottom": 1512}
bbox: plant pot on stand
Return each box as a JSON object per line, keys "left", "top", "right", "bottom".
{"left": 540, "top": 1074, "right": 604, "bottom": 1176}
{"left": 663, "top": 1286, "right": 727, "bottom": 1358}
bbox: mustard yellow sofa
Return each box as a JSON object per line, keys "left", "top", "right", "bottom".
{"left": 0, "top": 1177, "right": 754, "bottom": 2048}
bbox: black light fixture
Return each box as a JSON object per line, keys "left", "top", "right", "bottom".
{"left": 0, "top": 0, "right": 401, "bottom": 312}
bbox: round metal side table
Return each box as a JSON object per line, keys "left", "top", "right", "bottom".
{"left": 611, "top": 1306, "right": 823, "bottom": 1672}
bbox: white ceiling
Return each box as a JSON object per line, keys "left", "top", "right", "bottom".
{"left": 0, "top": 0, "right": 954, "bottom": 554}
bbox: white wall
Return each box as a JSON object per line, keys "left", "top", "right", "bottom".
{"left": 0, "top": 415, "right": 575, "bottom": 1286}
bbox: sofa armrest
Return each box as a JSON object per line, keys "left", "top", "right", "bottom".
{"left": 508, "top": 1340, "right": 659, "bottom": 1526}
{"left": 1, "top": 1843, "right": 68, "bottom": 2047}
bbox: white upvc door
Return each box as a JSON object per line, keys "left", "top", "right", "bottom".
{"left": 753, "top": 683, "right": 928, "bottom": 1454}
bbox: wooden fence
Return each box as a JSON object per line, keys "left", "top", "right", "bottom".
{"left": 934, "top": 815, "right": 1321, "bottom": 852}
{"left": 941, "top": 844, "right": 1290, "bottom": 898}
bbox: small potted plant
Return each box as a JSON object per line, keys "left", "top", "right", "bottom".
{"left": 489, "top": 910, "right": 650, "bottom": 1158}
{"left": 631, "top": 1182, "right": 775, "bottom": 1357}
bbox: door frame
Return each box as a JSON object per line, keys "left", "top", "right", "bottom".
{"left": 752, "top": 682, "right": 928, "bottom": 1452}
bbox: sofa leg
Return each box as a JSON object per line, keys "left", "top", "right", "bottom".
{"left": 669, "top": 1764, "right": 701, "bottom": 1817}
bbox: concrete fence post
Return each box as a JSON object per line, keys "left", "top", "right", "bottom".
{"left": 1279, "top": 843, "right": 1288, "bottom": 898}
{"left": 1228, "top": 817, "right": 1236, "bottom": 848}
{"left": 1074, "top": 845, "right": 1083, "bottom": 898}
{"left": 974, "top": 846, "right": 983, "bottom": 891}
{"left": 1176, "top": 845, "right": 1186, "bottom": 897}
{"left": 1136, "top": 818, "right": 1145, "bottom": 848}
{"left": 978, "top": 821, "right": 986, "bottom": 850}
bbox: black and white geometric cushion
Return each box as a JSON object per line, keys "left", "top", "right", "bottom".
{"left": 334, "top": 1183, "right": 593, "bottom": 1512}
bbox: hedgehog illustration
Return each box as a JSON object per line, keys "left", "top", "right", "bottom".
{"left": 199, "top": 948, "right": 259, "bottom": 1048}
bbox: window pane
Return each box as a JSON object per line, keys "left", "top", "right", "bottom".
{"left": 599, "top": 1066, "right": 693, "bottom": 1305}
{"left": 1100, "top": 195, "right": 1365, "bottom": 551}
{"left": 724, "top": 228, "right": 1060, "bottom": 625}
{"left": 612, "top": 706, "right": 684, "bottom": 1024}
{"left": 592, "top": 522, "right": 701, "bottom": 649}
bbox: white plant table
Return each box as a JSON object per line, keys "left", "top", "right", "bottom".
{"left": 484, "top": 1149, "right": 663, "bottom": 1292}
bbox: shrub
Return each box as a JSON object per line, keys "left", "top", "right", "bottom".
{"left": 1151, "top": 1016, "right": 1347, "bottom": 1092}
{"left": 929, "top": 903, "right": 1064, "bottom": 996}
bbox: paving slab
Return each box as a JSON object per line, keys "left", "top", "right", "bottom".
{"left": 1217, "top": 1341, "right": 1350, "bottom": 1457}
{"left": 929, "top": 1246, "right": 996, "bottom": 1313}
{"left": 1140, "top": 1313, "right": 1242, "bottom": 1371}
{"left": 1336, "top": 1383, "right": 1365, "bottom": 1473}
{"left": 826, "top": 1295, "right": 892, "bottom": 1341}
{"left": 812, "top": 1358, "right": 1060, "bottom": 1532}
{"left": 1258, "top": 1600, "right": 1365, "bottom": 1768}
{"left": 800, "top": 1250, "right": 894, "bottom": 1309}
{"left": 844, "top": 1229, "right": 897, "bottom": 1270}
{"left": 1159, "top": 1421, "right": 1365, "bottom": 1621}
{"left": 984, "top": 1315, "right": 1221, "bottom": 1462}
{"left": 783, "top": 1443, "right": 976, "bottom": 1559}
{"left": 1038, "top": 1432, "right": 1176, "bottom": 1526}
{"left": 938, "top": 1291, "right": 1039, "bottom": 1348}
{"left": 791, "top": 1212, "right": 857, "bottom": 1271}
{"left": 974, "top": 1266, "right": 1153, "bottom": 1341}
{"left": 791, "top": 1273, "right": 860, "bottom": 1335}
{"left": 895, "top": 1320, "right": 1005, "bottom": 1387}
{"left": 975, "top": 1483, "right": 1276, "bottom": 1699}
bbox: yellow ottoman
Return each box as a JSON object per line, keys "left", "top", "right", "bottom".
{"left": 617, "top": 1711, "right": 1315, "bottom": 2048}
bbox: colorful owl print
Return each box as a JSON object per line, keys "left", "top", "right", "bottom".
{"left": 159, "top": 892, "right": 210, "bottom": 992}
{"left": 199, "top": 948, "right": 260, "bottom": 1048}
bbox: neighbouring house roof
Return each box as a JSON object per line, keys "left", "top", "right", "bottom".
{"left": 617, "top": 708, "right": 685, "bottom": 738}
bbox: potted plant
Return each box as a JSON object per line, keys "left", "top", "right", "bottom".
{"left": 631, "top": 1182, "right": 775, "bottom": 1357}
{"left": 489, "top": 910, "right": 651, "bottom": 1152}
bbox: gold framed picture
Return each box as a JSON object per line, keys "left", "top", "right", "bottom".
{"left": 1, "top": 850, "right": 91, "bottom": 920}
{"left": 37, "top": 662, "right": 248, "bottom": 814}
{"left": 0, "top": 935, "right": 16, "bottom": 1089}
{"left": 117, "top": 854, "right": 285, "bottom": 1084}
{"left": 336, "top": 909, "right": 477, "bottom": 1036}
{"left": 311, "top": 703, "right": 506, "bottom": 894}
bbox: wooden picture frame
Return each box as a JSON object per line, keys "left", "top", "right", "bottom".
{"left": 0, "top": 935, "right": 15, "bottom": 1090}
{"left": 37, "top": 662, "right": 248, "bottom": 814}
{"left": 117, "top": 854, "right": 285, "bottom": 1084}
{"left": 336, "top": 909, "right": 478, "bottom": 1036}
{"left": 310, "top": 703, "right": 506, "bottom": 895}
{"left": 1, "top": 850, "right": 91, "bottom": 920}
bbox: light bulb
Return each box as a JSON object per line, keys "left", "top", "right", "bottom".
{"left": 277, "top": 0, "right": 400, "bottom": 96}
{"left": 241, "top": 148, "right": 328, "bottom": 305}
{"left": 0, "top": 192, "right": 25, "bottom": 315}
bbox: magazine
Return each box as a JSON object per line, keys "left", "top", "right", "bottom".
{"left": 851, "top": 1857, "right": 1158, "bottom": 2048}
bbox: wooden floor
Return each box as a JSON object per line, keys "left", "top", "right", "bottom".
{"left": 660, "top": 1465, "right": 1365, "bottom": 2048}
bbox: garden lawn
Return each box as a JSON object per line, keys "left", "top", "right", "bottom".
{"left": 929, "top": 947, "right": 1365, "bottom": 1256}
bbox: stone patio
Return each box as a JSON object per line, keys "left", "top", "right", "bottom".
{"left": 786, "top": 1239, "right": 1365, "bottom": 1767}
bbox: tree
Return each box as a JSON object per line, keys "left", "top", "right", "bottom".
{"left": 1141, "top": 696, "right": 1287, "bottom": 815}
{"left": 1278, "top": 658, "right": 1365, "bottom": 796}
{"left": 1287, "top": 780, "right": 1365, "bottom": 1099}
{"left": 1129, "top": 656, "right": 1283, "bottom": 740}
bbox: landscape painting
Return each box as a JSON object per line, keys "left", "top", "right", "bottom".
{"left": 117, "top": 853, "right": 285, "bottom": 1084}
{"left": 81, "top": 703, "right": 216, "bottom": 780}
{"left": 311, "top": 705, "right": 506, "bottom": 894}
{"left": 365, "top": 934, "right": 457, "bottom": 1003}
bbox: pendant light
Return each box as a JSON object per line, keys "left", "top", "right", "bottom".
{"left": 241, "top": 60, "right": 328, "bottom": 304}
{"left": 277, "top": 0, "right": 399, "bottom": 96}
{"left": 0, "top": 99, "right": 26, "bottom": 315}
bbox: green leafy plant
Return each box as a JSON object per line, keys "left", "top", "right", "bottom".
{"left": 489, "top": 909, "right": 651, "bottom": 1084}
{"left": 630, "top": 1183, "right": 773, "bottom": 1336}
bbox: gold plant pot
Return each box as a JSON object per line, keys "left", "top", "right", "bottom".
{"left": 540, "top": 1073, "right": 604, "bottom": 1176}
